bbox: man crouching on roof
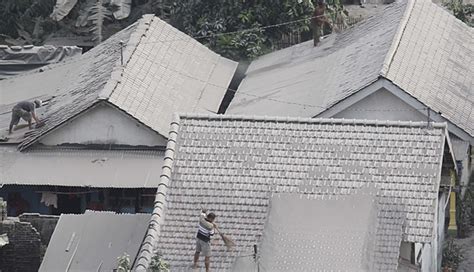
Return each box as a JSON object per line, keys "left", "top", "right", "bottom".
{"left": 9, "top": 99, "right": 43, "bottom": 134}
{"left": 193, "top": 208, "right": 217, "bottom": 272}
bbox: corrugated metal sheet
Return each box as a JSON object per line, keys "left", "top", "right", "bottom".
{"left": 0, "top": 147, "right": 164, "bottom": 188}
{"left": 39, "top": 210, "right": 150, "bottom": 272}
{"left": 137, "top": 114, "right": 448, "bottom": 271}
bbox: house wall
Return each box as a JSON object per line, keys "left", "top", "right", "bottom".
{"left": 418, "top": 243, "right": 434, "bottom": 272}
{"left": 333, "top": 89, "right": 427, "bottom": 122}
{"left": 437, "top": 192, "right": 448, "bottom": 271}
{"left": 414, "top": 192, "right": 448, "bottom": 272}
{"left": 39, "top": 103, "right": 166, "bottom": 146}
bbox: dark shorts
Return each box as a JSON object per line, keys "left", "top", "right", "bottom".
{"left": 11, "top": 107, "right": 32, "bottom": 126}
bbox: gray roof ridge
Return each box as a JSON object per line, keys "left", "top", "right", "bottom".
{"left": 178, "top": 113, "right": 448, "bottom": 129}
{"left": 134, "top": 113, "right": 180, "bottom": 271}
{"left": 98, "top": 14, "right": 155, "bottom": 101}
{"left": 380, "top": 0, "right": 415, "bottom": 77}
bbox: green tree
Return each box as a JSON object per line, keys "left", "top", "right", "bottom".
{"left": 166, "top": 0, "right": 315, "bottom": 60}
{"left": 444, "top": 0, "right": 474, "bottom": 27}
{"left": 0, "top": 0, "right": 56, "bottom": 44}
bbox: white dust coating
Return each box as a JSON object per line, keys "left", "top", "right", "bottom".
{"left": 257, "top": 192, "right": 379, "bottom": 272}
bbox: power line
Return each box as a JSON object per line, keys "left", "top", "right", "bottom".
{"left": 140, "top": 12, "right": 341, "bottom": 45}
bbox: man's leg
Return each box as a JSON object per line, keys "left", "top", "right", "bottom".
{"left": 9, "top": 109, "right": 21, "bottom": 134}
{"left": 193, "top": 252, "right": 200, "bottom": 269}
{"left": 312, "top": 23, "right": 321, "bottom": 46}
{"left": 204, "top": 256, "right": 210, "bottom": 272}
{"left": 21, "top": 112, "right": 32, "bottom": 129}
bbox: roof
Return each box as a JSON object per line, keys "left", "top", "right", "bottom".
{"left": 0, "top": 15, "right": 237, "bottom": 150}
{"left": 135, "top": 114, "right": 450, "bottom": 270}
{"left": 0, "top": 146, "right": 164, "bottom": 188}
{"left": 39, "top": 210, "right": 150, "bottom": 272}
{"left": 227, "top": 0, "right": 473, "bottom": 137}
{"left": 253, "top": 190, "right": 404, "bottom": 271}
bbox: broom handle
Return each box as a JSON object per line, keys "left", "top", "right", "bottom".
{"left": 215, "top": 226, "right": 222, "bottom": 235}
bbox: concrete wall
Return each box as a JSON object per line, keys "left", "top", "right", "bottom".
{"left": 39, "top": 103, "right": 166, "bottom": 146}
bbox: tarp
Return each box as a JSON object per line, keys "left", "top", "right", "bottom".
{"left": 0, "top": 45, "right": 82, "bottom": 79}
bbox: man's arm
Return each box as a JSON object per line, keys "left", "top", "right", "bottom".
{"left": 8, "top": 121, "right": 14, "bottom": 134}
{"left": 31, "top": 112, "right": 41, "bottom": 124}
{"left": 199, "top": 210, "right": 214, "bottom": 229}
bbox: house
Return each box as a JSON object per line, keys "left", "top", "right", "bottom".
{"left": 227, "top": 0, "right": 473, "bottom": 193}
{"left": 39, "top": 210, "right": 150, "bottom": 272}
{"left": 0, "top": 15, "right": 237, "bottom": 215}
{"left": 135, "top": 114, "right": 457, "bottom": 271}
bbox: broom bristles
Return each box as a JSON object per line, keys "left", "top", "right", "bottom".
{"left": 220, "top": 233, "right": 236, "bottom": 250}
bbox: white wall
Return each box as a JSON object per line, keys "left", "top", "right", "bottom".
{"left": 40, "top": 102, "right": 167, "bottom": 146}
{"left": 419, "top": 243, "right": 434, "bottom": 272}
{"left": 413, "top": 193, "right": 447, "bottom": 272}
{"left": 333, "top": 89, "right": 427, "bottom": 121}
{"left": 437, "top": 192, "right": 448, "bottom": 271}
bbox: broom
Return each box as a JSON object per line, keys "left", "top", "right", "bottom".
{"left": 215, "top": 226, "right": 236, "bottom": 250}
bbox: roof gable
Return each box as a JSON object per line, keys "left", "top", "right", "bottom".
{"left": 38, "top": 102, "right": 166, "bottom": 146}
{"left": 136, "top": 114, "right": 449, "bottom": 270}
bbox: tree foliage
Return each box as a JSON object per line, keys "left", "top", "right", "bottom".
{"left": 0, "top": 0, "right": 56, "bottom": 44}
{"left": 0, "top": 0, "right": 349, "bottom": 60}
{"left": 166, "top": 0, "right": 315, "bottom": 60}
{"left": 444, "top": 0, "right": 474, "bottom": 27}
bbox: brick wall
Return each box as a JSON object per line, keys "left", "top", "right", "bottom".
{"left": 19, "top": 213, "right": 59, "bottom": 259}
{"left": 0, "top": 219, "right": 42, "bottom": 272}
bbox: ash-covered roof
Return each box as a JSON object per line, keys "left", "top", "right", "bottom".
{"left": 135, "top": 114, "right": 450, "bottom": 270}
{"left": 0, "top": 146, "right": 164, "bottom": 188}
{"left": 39, "top": 210, "right": 150, "bottom": 272}
{"left": 0, "top": 15, "right": 237, "bottom": 150}
{"left": 228, "top": 0, "right": 473, "bottom": 137}
{"left": 253, "top": 190, "right": 404, "bottom": 271}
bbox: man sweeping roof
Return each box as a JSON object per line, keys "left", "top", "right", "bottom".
{"left": 8, "top": 99, "right": 43, "bottom": 134}
{"left": 193, "top": 209, "right": 217, "bottom": 272}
